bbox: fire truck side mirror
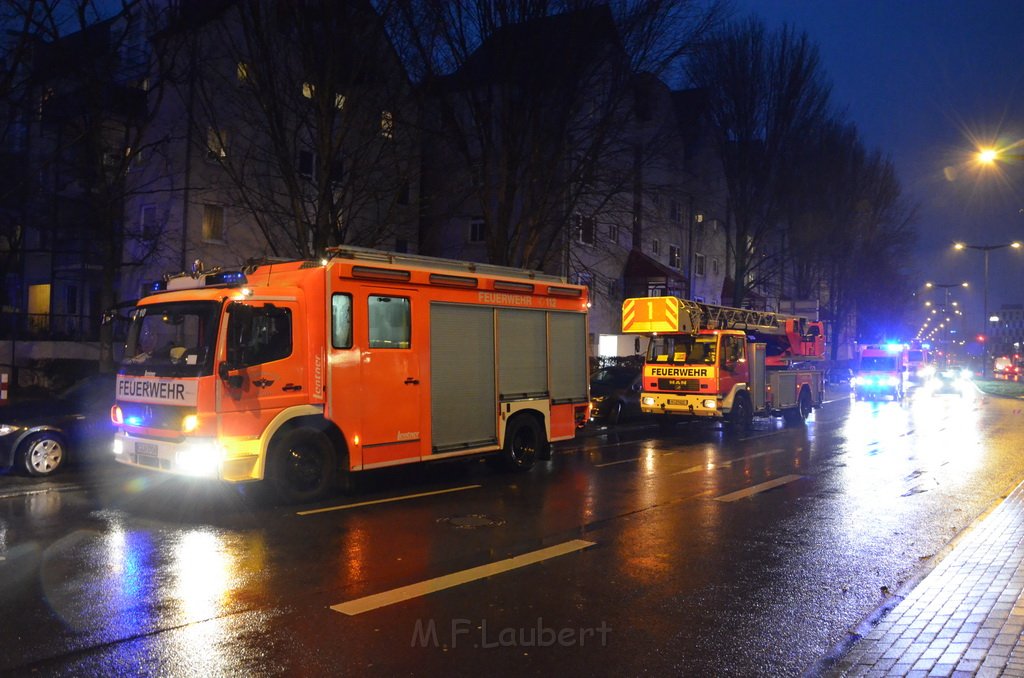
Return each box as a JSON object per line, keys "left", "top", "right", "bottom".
{"left": 218, "top": 361, "right": 244, "bottom": 389}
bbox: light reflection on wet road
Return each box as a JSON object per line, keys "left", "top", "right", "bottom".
{"left": 0, "top": 385, "right": 1021, "bottom": 675}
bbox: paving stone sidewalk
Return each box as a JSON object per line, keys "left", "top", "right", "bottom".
{"left": 826, "top": 478, "right": 1024, "bottom": 676}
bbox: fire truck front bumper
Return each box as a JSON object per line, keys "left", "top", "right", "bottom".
{"left": 640, "top": 393, "right": 723, "bottom": 418}
{"left": 112, "top": 431, "right": 261, "bottom": 481}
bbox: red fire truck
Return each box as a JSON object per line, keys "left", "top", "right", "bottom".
{"left": 621, "top": 296, "right": 826, "bottom": 430}
{"left": 111, "top": 247, "right": 590, "bottom": 502}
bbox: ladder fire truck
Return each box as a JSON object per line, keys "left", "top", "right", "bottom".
{"left": 621, "top": 296, "right": 826, "bottom": 430}
{"left": 110, "top": 247, "right": 590, "bottom": 503}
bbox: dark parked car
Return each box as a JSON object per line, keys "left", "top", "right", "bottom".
{"left": 590, "top": 366, "right": 642, "bottom": 425}
{"left": 0, "top": 372, "right": 117, "bottom": 476}
{"left": 825, "top": 367, "right": 853, "bottom": 386}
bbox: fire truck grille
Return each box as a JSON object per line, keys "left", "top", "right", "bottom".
{"left": 119, "top": 402, "right": 196, "bottom": 430}
{"left": 657, "top": 378, "right": 700, "bottom": 391}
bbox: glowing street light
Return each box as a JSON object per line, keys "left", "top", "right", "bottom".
{"left": 924, "top": 281, "right": 968, "bottom": 347}
{"left": 954, "top": 242, "right": 1021, "bottom": 370}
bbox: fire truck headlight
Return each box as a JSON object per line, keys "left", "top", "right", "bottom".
{"left": 175, "top": 440, "right": 223, "bottom": 477}
{"left": 112, "top": 438, "right": 124, "bottom": 455}
{"left": 703, "top": 399, "right": 717, "bottom": 409}
{"left": 181, "top": 414, "right": 199, "bottom": 433}
{"left": 642, "top": 396, "right": 656, "bottom": 406}
{"left": 886, "top": 376, "right": 899, "bottom": 386}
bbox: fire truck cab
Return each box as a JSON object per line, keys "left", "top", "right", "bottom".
{"left": 853, "top": 344, "right": 906, "bottom": 401}
{"left": 111, "top": 248, "right": 590, "bottom": 503}
{"left": 622, "top": 296, "right": 826, "bottom": 430}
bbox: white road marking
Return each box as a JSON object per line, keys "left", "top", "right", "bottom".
{"left": 331, "top": 539, "right": 596, "bottom": 615}
{"left": 714, "top": 474, "right": 804, "bottom": 502}
{"left": 671, "top": 448, "right": 786, "bottom": 476}
{"left": 297, "top": 484, "right": 481, "bottom": 516}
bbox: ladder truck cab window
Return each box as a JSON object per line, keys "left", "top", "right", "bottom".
{"left": 122, "top": 302, "right": 220, "bottom": 377}
{"left": 649, "top": 334, "right": 717, "bottom": 366}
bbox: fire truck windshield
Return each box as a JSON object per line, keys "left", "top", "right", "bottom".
{"left": 121, "top": 301, "right": 221, "bottom": 377}
{"left": 647, "top": 334, "right": 718, "bottom": 366}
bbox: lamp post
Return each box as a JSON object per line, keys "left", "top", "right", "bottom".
{"left": 953, "top": 242, "right": 1021, "bottom": 337}
{"left": 954, "top": 241, "right": 1022, "bottom": 373}
{"left": 925, "top": 281, "right": 968, "bottom": 349}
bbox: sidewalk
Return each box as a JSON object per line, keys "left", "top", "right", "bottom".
{"left": 824, "top": 477, "right": 1024, "bottom": 676}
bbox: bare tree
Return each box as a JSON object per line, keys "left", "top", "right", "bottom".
{"left": 382, "top": 0, "right": 723, "bottom": 272}
{"left": 783, "top": 117, "right": 917, "bottom": 354}
{"left": 1, "top": 1, "right": 179, "bottom": 370}
{"left": 163, "top": 0, "right": 420, "bottom": 260}
{"left": 685, "top": 18, "right": 832, "bottom": 307}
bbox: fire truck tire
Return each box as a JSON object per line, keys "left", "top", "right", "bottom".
{"left": 784, "top": 388, "right": 813, "bottom": 425}
{"left": 269, "top": 429, "right": 336, "bottom": 504}
{"left": 728, "top": 393, "right": 753, "bottom": 434}
{"left": 502, "top": 415, "right": 544, "bottom": 471}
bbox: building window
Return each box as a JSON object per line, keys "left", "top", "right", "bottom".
{"left": 608, "top": 222, "right": 619, "bottom": 243}
{"left": 301, "top": 82, "right": 314, "bottom": 99}
{"left": 397, "top": 180, "right": 410, "bottom": 205}
{"left": 140, "top": 204, "right": 158, "bottom": 240}
{"left": 335, "top": 93, "right": 346, "bottom": 110}
{"left": 207, "top": 127, "right": 228, "bottom": 159}
{"left": 203, "top": 204, "right": 224, "bottom": 242}
{"left": 712, "top": 258, "right": 720, "bottom": 275}
{"left": 671, "top": 201, "right": 682, "bottom": 223}
{"left": 695, "top": 253, "right": 706, "bottom": 276}
{"left": 669, "top": 245, "right": 681, "bottom": 268}
{"left": 469, "top": 218, "right": 486, "bottom": 243}
{"left": 380, "top": 110, "right": 394, "bottom": 139}
{"left": 652, "top": 239, "right": 660, "bottom": 256}
{"left": 236, "top": 62, "right": 249, "bottom": 82}
{"left": 576, "top": 214, "right": 595, "bottom": 245}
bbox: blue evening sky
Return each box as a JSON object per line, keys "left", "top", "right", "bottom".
{"left": 729, "top": 0, "right": 1024, "bottom": 331}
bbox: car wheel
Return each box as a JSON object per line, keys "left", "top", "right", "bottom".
{"left": 18, "top": 432, "right": 66, "bottom": 477}
{"left": 502, "top": 415, "right": 544, "bottom": 471}
{"left": 269, "top": 429, "right": 336, "bottom": 504}
{"left": 607, "top": 401, "right": 623, "bottom": 426}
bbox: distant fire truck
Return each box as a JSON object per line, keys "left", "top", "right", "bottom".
{"left": 111, "top": 247, "right": 590, "bottom": 502}
{"left": 621, "top": 296, "right": 826, "bottom": 430}
{"left": 853, "top": 344, "right": 906, "bottom": 401}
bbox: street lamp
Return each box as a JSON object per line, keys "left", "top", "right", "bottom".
{"left": 925, "top": 281, "right": 969, "bottom": 349}
{"left": 954, "top": 241, "right": 1022, "bottom": 372}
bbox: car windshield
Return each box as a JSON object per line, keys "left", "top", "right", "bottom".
{"left": 859, "top": 356, "right": 897, "bottom": 371}
{"left": 121, "top": 301, "right": 221, "bottom": 377}
{"left": 591, "top": 369, "right": 637, "bottom": 388}
{"left": 647, "top": 334, "right": 717, "bottom": 366}
{"left": 59, "top": 373, "right": 115, "bottom": 402}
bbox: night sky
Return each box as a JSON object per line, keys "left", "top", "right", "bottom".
{"left": 731, "top": 0, "right": 1024, "bottom": 336}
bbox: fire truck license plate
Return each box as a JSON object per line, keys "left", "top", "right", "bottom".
{"left": 135, "top": 442, "right": 157, "bottom": 456}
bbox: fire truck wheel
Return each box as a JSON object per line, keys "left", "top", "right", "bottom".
{"left": 728, "top": 393, "right": 753, "bottom": 434}
{"left": 269, "top": 429, "right": 336, "bottom": 504}
{"left": 503, "top": 415, "right": 543, "bottom": 471}
{"left": 785, "top": 388, "right": 813, "bottom": 425}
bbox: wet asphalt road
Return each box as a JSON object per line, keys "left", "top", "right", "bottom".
{"left": 1, "top": 384, "right": 1022, "bottom": 676}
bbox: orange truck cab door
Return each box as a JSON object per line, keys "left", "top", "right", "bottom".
{"left": 356, "top": 290, "right": 423, "bottom": 467}
{"left": 217, "top": 298, "right": 309, "bottom": 451}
